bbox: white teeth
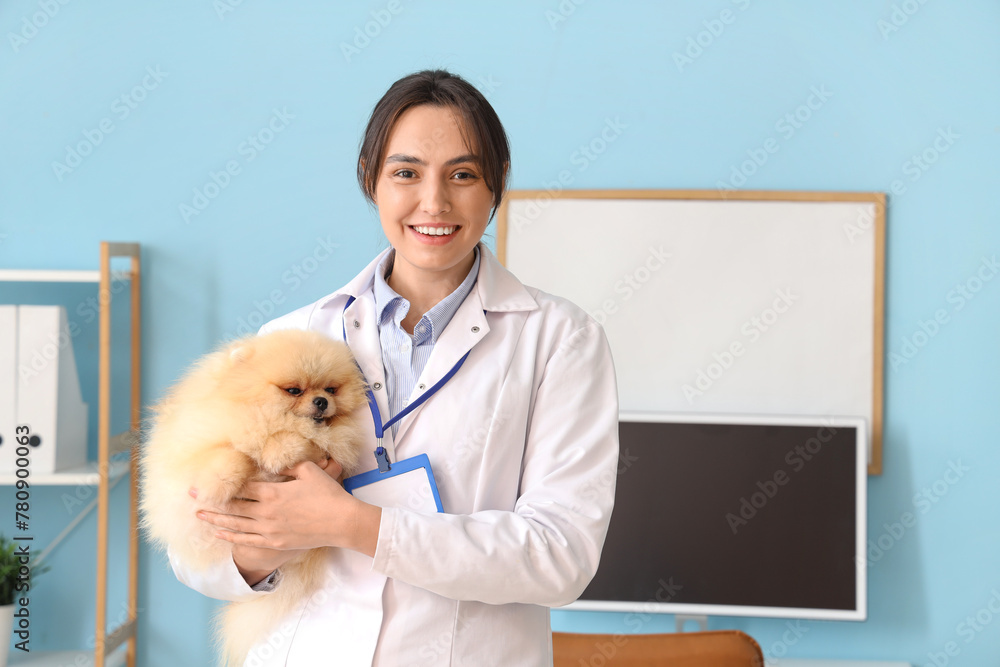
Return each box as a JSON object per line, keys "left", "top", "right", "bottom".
{"left": 412, "top": 226, "right": 456, "bottom": 236}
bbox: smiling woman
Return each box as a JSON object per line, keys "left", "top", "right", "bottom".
{"left": 357, "top": 71, "right": 511, "bottom": 333}
{"left": 170, "top": 69, "right": 620, "bottom": 667}
{"left": 373, "top": 105, "right": 495, "bottom": 333}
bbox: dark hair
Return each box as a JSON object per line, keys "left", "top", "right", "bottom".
{"left": 357, "top": 70, "right": 510, "bottom": 218}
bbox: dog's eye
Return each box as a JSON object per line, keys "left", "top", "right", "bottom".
{"left": 325, "top": 387, "right": 337, "bottom": 395}
{"left": 285, "top": 387, "right": 302, "bottom": 396}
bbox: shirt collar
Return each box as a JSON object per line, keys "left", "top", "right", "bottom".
{"left": 373, "top": 251, "right": 406, "bottom": 325}
{"left": 372, "top": 246, "right": 481, "bottom": 345}
{"left": 314, "top": 241, "right": 538, "bottom": 315}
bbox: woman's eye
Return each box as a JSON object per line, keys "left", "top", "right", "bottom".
{"left": 453, "top": 171, "right": 477, "bottom": 181}
{"left": 325, "top": 387, "right": 337, "bottom": 395}
{"left": 394, "top": 169, "right": 416, "bottom": 179}
{"left": 285, "top": 387, "right": 302, "bottom": 396}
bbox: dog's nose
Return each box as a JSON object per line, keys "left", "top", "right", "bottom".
{"left": 313, "top": 396, "right": 328, "bottom": 412}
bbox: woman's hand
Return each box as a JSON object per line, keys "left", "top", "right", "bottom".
{"left": 188, "top": 482, "right": 312, "bottom": 585}
{"left": 194, "top": 459, "right": 383, "bottom": 561}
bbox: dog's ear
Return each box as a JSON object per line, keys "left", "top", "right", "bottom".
{"left": 229, "top": 343, "right": 255, "bottom": 363}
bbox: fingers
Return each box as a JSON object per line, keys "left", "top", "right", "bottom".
{"left": 277, "top": 459, "right": 321, "bottom": 478}
{"left": 196, "top": 510, "right": 277, "bottom": 548}
{"left": 196, "top": 509, "right": 255, "bottom": 533}
{"left": 318, "top": 457, "right": 344, "bottom": 480}
{"left": 232, "top": 474, "right": 304, "bottom": 505}
{"left": 209, "top": 520, "right": 295, "bottom": 551}
{"left": 213, "top": 528, "right": 269, "bottom": 548}
{"left": 196, "top": 506, "right": 284, "bottom": 547}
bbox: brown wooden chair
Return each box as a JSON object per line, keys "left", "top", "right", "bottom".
{"left": 552, "top": 631, "right": 764, "bottom": 667}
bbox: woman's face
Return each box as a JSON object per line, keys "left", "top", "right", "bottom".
{"left": 374, "top": 104, "right": 494, "bottom": 287}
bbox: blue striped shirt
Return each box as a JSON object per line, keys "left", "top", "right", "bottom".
{"left": 373, "top": 247, "right": 480, "bottom": 439}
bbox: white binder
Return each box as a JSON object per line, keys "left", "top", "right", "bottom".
{"left": 15, "top": 305, "right": 89, "bottom": 473}
{"left": 0, "top": 305, "right": 17, "bottom": 473}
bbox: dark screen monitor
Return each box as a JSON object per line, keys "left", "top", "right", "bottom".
{"left": 571, "top": 413, "right": 867, "bottom": 621}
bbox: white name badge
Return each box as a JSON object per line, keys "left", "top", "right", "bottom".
{"left": 343, "top": 453, "right": 443, "bottom": 515}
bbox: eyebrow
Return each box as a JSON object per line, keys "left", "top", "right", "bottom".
{"left": 385, "top": 153, "right": 480, "bottom": 167}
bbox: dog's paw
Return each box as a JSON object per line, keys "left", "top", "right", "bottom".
{"left": 187, "top": 446, "right": 257, "bottom": 506}
{"left": 259, "top": 432, "right": 318, "bottom": 474}
{"left": 194, "top": 476, "right": 242, "bottom": 507}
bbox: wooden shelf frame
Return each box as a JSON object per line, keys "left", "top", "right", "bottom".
{"left": 96, "top": 242, "right": 141, "bottom": 667}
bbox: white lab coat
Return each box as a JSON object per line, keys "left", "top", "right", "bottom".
{"left": 171, "top": 243, "right": 620, "bottom": 666}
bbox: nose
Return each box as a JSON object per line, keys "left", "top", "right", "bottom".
{"left": 313, "top": 396, "right": 328, "bottom": 412}
{"left": 420, "top": 178, "right": 450, "bottom": 216}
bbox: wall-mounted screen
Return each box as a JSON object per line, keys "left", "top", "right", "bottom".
{"left": 570, "top": 412, "right": 867, "bottom": 621}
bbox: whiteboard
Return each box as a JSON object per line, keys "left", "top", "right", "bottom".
{"left": 497, "top": 190, "right": 885, "bottom": 474}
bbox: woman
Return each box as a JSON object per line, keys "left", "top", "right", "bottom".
{"left": 179, "top": 70, "right": 619, "bottom": 666}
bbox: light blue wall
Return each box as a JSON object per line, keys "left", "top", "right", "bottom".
{"left": 2, "top": 1, "right": 997, "bottom": 665}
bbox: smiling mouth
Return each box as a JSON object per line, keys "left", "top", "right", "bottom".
{"left": 411, "top": 225, "right": 458, "bottom": 237}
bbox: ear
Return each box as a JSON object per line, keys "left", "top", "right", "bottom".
{"left": 229, "top": 344, "right": 254, "bottom": 363}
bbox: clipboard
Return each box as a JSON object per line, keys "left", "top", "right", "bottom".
{"left": 343, "top": 453, "right": 444, "bottom": 514}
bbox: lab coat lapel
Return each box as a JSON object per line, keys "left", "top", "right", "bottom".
{"left": 392, "top": 244, "right": 537, "bottom": 447}
{"left": 342, "top": 294, "right": 382, "bottom": 396}
{"left": 321, "top": 246, "right": 399, "bottom": 460}
{"left": 342, "top": 292, "right": 402, "bottom": 461}
{"left": 393, "top": 289, "right": 488, "bottom": 447}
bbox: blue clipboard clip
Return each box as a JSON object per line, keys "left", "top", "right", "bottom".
{"left": 343, "top": 452, "right": 444, "bottom": 513}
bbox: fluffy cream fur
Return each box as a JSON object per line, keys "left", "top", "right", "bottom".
{"left": 140, "top": 329, "right": 368, "bottom": 666}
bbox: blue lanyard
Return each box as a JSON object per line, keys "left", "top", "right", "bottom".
{"left": 342, "top": 296, "right": 470, "bottom": 472}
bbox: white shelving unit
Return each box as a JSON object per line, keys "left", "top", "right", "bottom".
{"left": 0, "top": 459, "right": 130, "bottom": 486}
{"left": 1, "top": 242, "right": 142, "bottom": 667}
{"left": 0, "top": 269, "right": 132, "bottom": 283}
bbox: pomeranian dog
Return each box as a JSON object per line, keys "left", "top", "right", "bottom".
{"left": 140, "top": 328, "right": 369, "bottom": 666}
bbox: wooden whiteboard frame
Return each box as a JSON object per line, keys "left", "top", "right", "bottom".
{"left": 496, "top": 190, "right": 885, "bottom": 475}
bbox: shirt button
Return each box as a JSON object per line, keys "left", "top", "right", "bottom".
{"left": 471, "top": 326, "right": 480, "bottom": 333}
{"left": 353, "top": 320, "right": 360, "bottom": 328}
{"left": 373, "top": 382, "right": 382, "bottom": 390}
{"left": 418, "top": 383, "right": 426, "bottom": 391}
